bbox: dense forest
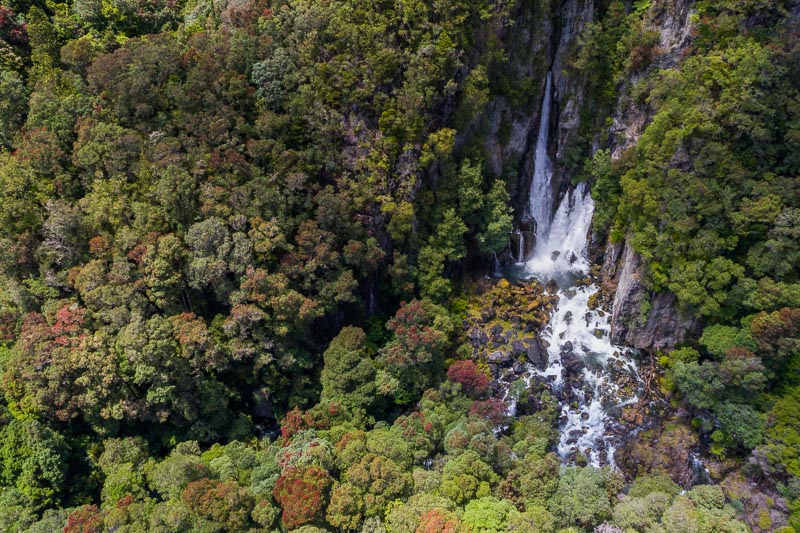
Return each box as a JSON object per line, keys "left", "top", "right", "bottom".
{"left": 0, "top": 0, "right": 798, "bottom": 531}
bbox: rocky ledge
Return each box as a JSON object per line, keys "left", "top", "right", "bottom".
{"left": 462, "top": 278, "right": 556, "bottom": 377}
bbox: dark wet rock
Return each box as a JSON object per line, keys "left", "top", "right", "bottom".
{"left": 481, "top": 307, "right": 496, "bottom": 322}
{"left": 563, "top": 311, "right": 573, "bottom": 325}
{"left": 513, "top": 361, "right": 526, "bottom": 374}
{"left": 511, "top": 340, "right": 527, "bottom": 357}
{"left": 488, "top": 350, "right": 511, "bottom": 365}
{"left": 252, "top": 388, "right": 275, "bottom": 420}
{"left": 526, "top": 340, "right": 548, "bottom": 370}
{"left": 490, "top": 324, "right": 504, "bottom": 336}
{"left": 545, "top": 279, "right": 559, "bottom": 293}
{"left": 468, "top": 327, "right": 489, "bottom": 347}
{"left": 561, "top": 350, "right": 584, "bottom": 375}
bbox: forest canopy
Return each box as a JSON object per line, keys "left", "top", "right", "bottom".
{"left": 0, "top": 0, "right": 798, "bottom": 531}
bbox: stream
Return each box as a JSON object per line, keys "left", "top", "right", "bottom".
{"left": 513, "top": 72, "right": 643, "bottom": 467}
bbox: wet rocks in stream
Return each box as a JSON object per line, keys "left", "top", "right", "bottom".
{"left": 460, "top": 278, "right": 556, "bottom": 391}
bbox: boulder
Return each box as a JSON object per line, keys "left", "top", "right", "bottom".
{"left": 526, "top": 340, "right": 548, "bottom": 370}
{"left": 468, "top": 327, "right": 489, "bottom": 347}
{"left": 561, "top": 348, "right": 584, "bottom": 375}
{"left": 511, "top": 340, "right": 527, "bottom": 357}
{"left": 488, "top": 350, "right": 511, "bottom": 365}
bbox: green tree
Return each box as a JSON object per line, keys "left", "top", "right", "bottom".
{"left": 547, "top": 467, "right": 613, "bottom": 530}
{"left": 344, "top": 454, "right": 411, "bottom": 517}
{"left": 477, "top": 180, "right": 513, "bottom": 255}
{"left": 0, "top": 419, "right": 69, "bottom": 509}
{"left": 461, "top": 496, "right": 515, "bottom": 533}
{"left": 377, "top": 299, "right": 453, "bottom": 405}
{"left": 0, "top": 70, "right": 26, "bottom": 149}
{"left": 320, "top": 327, "right": 376, "bottom": 411}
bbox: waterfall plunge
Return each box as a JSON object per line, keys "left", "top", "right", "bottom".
{"left": 528, "top": 72, "right": 555, "bottom": 241}
{"left": 518, "top": 73, "right": 641, "bottom": 467}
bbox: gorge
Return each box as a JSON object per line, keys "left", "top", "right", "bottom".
{"left": 508, "top": 68, "right": 643, "bottom": 467}
{"left": 0, "top": 0, "right": 797, "bottom": 529}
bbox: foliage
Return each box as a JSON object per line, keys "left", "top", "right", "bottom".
{"left": 547, "top": 466, "right": 613, "bottom": 530}
{"left": 273, "top": 466, "right": 333, "bottom": 530}
{"left": 378, "top": 299, "right": 454, "bottom": 405}
{"left": 0, "top": 0, "right": 796, "bottom": 528}
{"left": 447, "top": 360, "right": 491, "bottom": 399}
{"left": 320, "top": 326, "right": 376, "bottom": 411}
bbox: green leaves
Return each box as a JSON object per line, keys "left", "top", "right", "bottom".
{"left": 320, "top": 327, "right": 376, "bottom": 411}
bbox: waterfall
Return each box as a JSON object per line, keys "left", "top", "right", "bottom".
{"left": 528, "top": 72, "right": 554, "bottom": 241}
{"left": 519, "top": 74, "right": 642, "bottom": 467}
{"left": 527, "top": 183, "right": 594, "bottom": 284}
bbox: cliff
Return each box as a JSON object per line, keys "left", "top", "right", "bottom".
{"left": 603, "top": 0, "right": 700, "bottom": 351}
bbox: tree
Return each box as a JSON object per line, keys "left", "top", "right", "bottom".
{"left": 477, "top": 181, "right": 513, "bottom": 255}
{"left": 417, "top": 209, "right": 468, "bottom": 299}
{"left": 440, "top": 450, "right": 497, "bottom": 506}
{"left": 147, "top": 447, "right": 210, "bottom": 501}
{"left": 612, "top": 492, "right": 672, "bottom": 531}
{"left": 326, "top": 482, "right": 364, "bottom": 532}
{"left": 461, "top": 496, "right": 515, "bottom": 533}
{"left": 344, "top": 454, "right": 411, "bottom": 517}
{"left": 447, "top": 360, "right": 491, "bottom": 398}
{"left": 506, "top": 506, "right": 557, "bottom": 533}
{"left": 0, "top": 70, "right": 26, "bottom": 149}
{"left": 320, "top": 326, "right": 376, "bottom": 411}
{"left": 64, "top": 505, "right": 103, "bottom": 533}
{"left": 0, "top": 419, "right": 69, "bottom": 510}
{"left": 755, "top": 386, "right": 800, "bottom": 477}
{"left": 547, "top": 467, "right": 613, "bottom": 530}
{"left": 378, "top": 299, "right": 453, "bottom": 405}
{"left": 273, "top": 466, "right": 333, "bottom": 529}
{"left": 182, "top": 478, "right": 255, "bottom": 530}
{"left": 96, "top": 437, "right": 150, "bottom": 505}
{"left": 416, "top": 508, "right": 468, "bottom": 533}
{"left": 385, "top": 493, "right": 457, "bottom": 532}
{"left": 496, "top": 452, "right": 560, "bottom": 509}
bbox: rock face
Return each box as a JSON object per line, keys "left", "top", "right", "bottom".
{"left": 609, "top": 0, "right": 695, "bottom": 159}
{"left": 607, "top": 243, "right": 701, "bottom": 350}
{"left": 600, "top": 0, "right": 700, "bottom": 352}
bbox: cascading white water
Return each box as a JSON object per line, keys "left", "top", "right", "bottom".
{"left": 527, "top": 183, "right": 594, "bottom": 284}
{"left": 528, "top": 72, "right": 554, "bottom": 241}
{"left": 520, "top": 75, "right": 641, "bottom": 467}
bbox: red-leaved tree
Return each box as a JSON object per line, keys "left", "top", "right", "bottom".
{"left": 447, "top": 360, "right": 491, "bottom": 398}
{"left": 273, "top": 465, "right": 333, "bottom": 529}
